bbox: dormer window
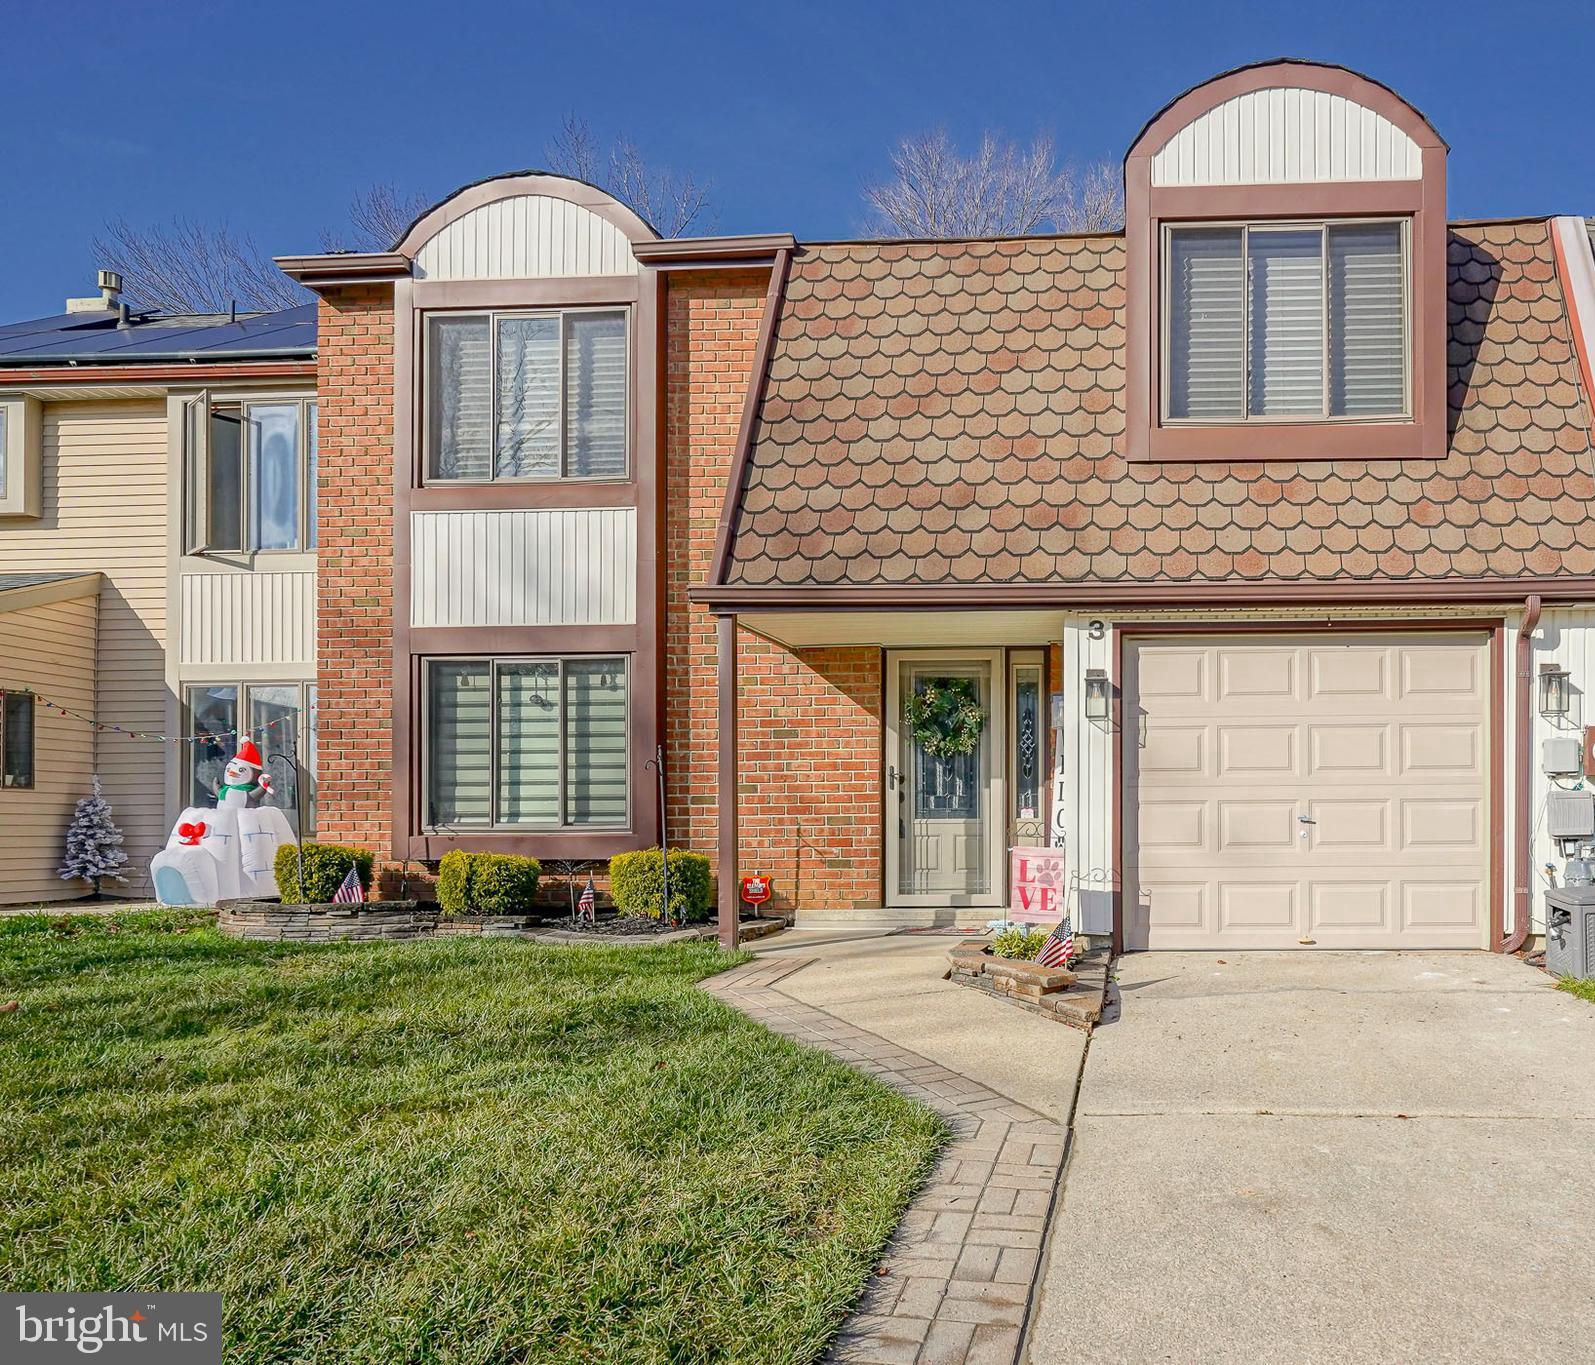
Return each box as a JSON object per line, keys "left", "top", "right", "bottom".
{"left": 1165, "top": 220, "right": 1408, "bottom": 422}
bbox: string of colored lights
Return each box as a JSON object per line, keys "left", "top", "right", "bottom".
{"left": 18, "top": 690, "right": 304, "bottom": 745}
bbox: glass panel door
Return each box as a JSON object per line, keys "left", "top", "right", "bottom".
{"left": 898, "top": 659, "right": 994, "bottom": 900}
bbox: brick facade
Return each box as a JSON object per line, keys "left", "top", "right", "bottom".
{"left": 664, "top": 270, "right": 885, "bottom": 911}
{"left": 314, "top": 286, "right": 396, "bottom": 857}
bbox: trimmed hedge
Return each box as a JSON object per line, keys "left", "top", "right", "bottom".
{"left": 434, "top": 850, "right": 541, "bottom": 916}
{"left": 273, "top": 842, "right": 375, "bottom": 904}
{"left": 609, "top": 848, "right": 712, "bottom": 923}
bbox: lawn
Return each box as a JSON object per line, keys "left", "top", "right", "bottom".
{"left": 0, "top": 911, "right": 945, "bottom": 1364}
{"left": 1556, "top": 975, "right": 1595, "bottom": 1004}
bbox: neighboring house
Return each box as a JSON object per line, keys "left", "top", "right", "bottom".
{"left": 0, "top": 288, "right": 318, "bottom": 901}
{"left": 274, "top": 57, "right": 1592, "bottom": 956}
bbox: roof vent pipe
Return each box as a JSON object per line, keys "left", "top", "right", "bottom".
{"left": 97, "top": 270, "right": 123, "bottom": 307}
{"left": 116, "top": 301, "right": 132, "bottom": 330}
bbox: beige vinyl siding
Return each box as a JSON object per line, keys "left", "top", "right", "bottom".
{"left": 0, "top": 594, "right": 97, "bottom": 903}
{"left": 0, "top": 401, "right": 169, "bottom": 893}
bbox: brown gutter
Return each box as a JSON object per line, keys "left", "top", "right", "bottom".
{"left": 634, "top": 233, "right": 796, "bottom": 268}
{"left": 691, "top": 575, "right": 1595, "bottom": 612}
{"left": 706, "top": 246, "right": 793, "bottom": 588}
{"left": 0, "top": 360, "right": 316, "bottom": 386}
{"left": 1505, "top": 594, "right": 1544, "bottom": 954}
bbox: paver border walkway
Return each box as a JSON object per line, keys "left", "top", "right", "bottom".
{"left": 706, "top": 956, "right": 1072, "bottom": 1365}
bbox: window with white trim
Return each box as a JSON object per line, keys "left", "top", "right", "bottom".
{"left": 185, "top": 396, "right": 318, "bottom": 553}
{"left": 424, "top": 656, "right": 628, "bottom": 829}
{"left": 1164, "top": 221, "right": 1408, "bottom": 422}
{"left": 424, "top": 309, "right": 628, "bottom": 482}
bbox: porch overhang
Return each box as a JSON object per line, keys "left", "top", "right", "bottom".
{"left": 735, "top": 608, "right": 1064, "bottom": 650}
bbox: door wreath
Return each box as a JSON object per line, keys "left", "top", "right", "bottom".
{"left": 905, "top": 679, "right": 986, "bottom": 758}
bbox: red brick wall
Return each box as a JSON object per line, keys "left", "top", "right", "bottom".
{"left": 314, "top": 285, "right": 396, "bottom": 856}
{"left": 663, "top": 270, "right": 884, "bottom": 909}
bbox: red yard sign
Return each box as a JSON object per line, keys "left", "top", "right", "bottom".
{"left": 1010, "top": 847, "right": 1066, "bottom": 919}
{"left": 740, "top": 875, "right": 771, "bottom": 906}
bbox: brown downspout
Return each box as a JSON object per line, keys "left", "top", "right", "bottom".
{"left": 1505, "top": 594, "right": 1543, "bottom": 954}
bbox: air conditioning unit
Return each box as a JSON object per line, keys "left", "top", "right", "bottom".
{"left": 1544, "top": 885, "right": 1595, "bottom": 979}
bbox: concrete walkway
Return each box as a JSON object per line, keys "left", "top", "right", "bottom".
{"left": 710, "top": 932, "right": 1089, "bottom": 1363}
{"left": 1029, "top": 951, "right": 1595, "bottom": 1364}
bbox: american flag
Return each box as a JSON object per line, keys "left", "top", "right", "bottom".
{"left": 332, "top": 865, "right": 363, "bottom": 904}
{"left": 577, "top": 876, "right": 597, "bottom": 922}
{"left": 1035, "top": 915, "right": 1074, "bottom": 968}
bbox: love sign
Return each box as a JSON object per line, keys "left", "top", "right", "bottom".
{"left": 1010, "top": 846, "right": 1067, "bottom": 918}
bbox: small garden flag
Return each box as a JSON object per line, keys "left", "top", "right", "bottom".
{"left": 577, "top": 876, "right": 597, "bottom": 922}
{"left": 1035, "top": 915, "right": 1074, "bottom": 968}
{"left": 332, "top": 865, "right": 363, "bottom": 904}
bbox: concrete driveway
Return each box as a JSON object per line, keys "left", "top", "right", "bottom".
{"left": 1029, "top": 951, "right": 1595, "bottom": 1364}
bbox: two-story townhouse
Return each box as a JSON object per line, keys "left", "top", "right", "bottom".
{"left": 0, "top": 286, "right": 319, "bottom": 901}
{"left": 294, "top": 59, "right": 1595, "bottom": 957}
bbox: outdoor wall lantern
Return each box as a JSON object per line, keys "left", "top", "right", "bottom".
{"left": 1540, "top": 662, "right": 1572, "bottom": 718}
{"left": 1084, "top": 668, "right": 1111, "bottom": 721}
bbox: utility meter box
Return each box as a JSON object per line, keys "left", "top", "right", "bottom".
{"left": 1545, "top": 885, "right": 1595, "bottom": 978}
{"left": 1544, "top": 736, "right": 1583, "bottom": 777}
{"left": 1546, "top": 790, "right": 1595, "bottom": 840}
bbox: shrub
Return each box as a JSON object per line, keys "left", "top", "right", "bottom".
{"left": 436, "top": 850, "right": 473, "bottom": 916}
{"left": 609, "top": 848, "right": 713, "bottom": 922}
{"left": 434, "top": 851, "right": 540, "bottom": 916}
{"left": 468, "top": 854, "right": 541, "bottom": 915}
{"left": 991, "top": 927, "right": 1048, "bottom": 961}
{"left": 274, "top": 842, "right": 375, "bottom": 904}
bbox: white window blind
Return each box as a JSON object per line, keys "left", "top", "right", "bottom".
{"left": 496, "top": 662, "right": 560, "bottom": 824}
{"left": 563, "top": 659, "right": 628, "bottom": 825}
{"left": 1168, "top": 229, "right": 1244, "bottom": 419}
{"left": 1330, "top": 223, "right": 1406, "bottom": 416}
{"left": 495, "top": 317, "right": 560, "bottom": 478}
{"left": 428, "top": 316, "right": 493, "bottom": 480}
{"left": 426, "top": 309, "right": 628, "bottom": 481}
{"left": 1247, "top": 230, "right": 1324, "bottom": 416}
{"left": 1166, "top": 221, "right": 1407, "bottom": 423}
{"left": 427, "top": 661, "right": 492, "bottom": 825}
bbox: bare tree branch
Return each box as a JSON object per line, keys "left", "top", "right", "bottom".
{"left": 865, "top": 129, "right": 1123, "bottom": 238}
{"left": 90, "top": 217, "right": 309, "bottom": 314}
{"left": 546, "top": 116, "right": 714, "bottom": 238}
{"left": 321, "top": 183, "right": 433, "bottom": 253}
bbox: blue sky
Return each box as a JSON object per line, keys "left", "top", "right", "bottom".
{"left": 1, "top": 0, "right": 1590, "bottom": 319}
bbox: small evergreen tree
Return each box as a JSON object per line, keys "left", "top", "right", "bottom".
{"left": 59, "top": 775, "right": 129, "bottom": 896}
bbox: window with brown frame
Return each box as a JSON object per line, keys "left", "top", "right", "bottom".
{"left": 1164, "top": 220, "right": 1409, "bottom": 424}
{"left": 424, "top": 308, "right": 629, "bottom": 483}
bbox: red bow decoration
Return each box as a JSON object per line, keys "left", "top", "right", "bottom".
{"left": 177, "top": 821, "right": 207, "bottom": 846}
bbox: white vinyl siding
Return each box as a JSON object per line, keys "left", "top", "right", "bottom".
{"left": 424, "top": 656, "right": 628, "bottom": 830}
{"left": 425, "top": 308, "right": 629, "bottom": 483}
{"left": 412, "top": 195, "right": 638, "bottom": 281}
{"left": 1329, "top": 223, "right": 1406, "bottom": 416}
{"left": 1247, "top": 230, "right": 1324, "bottom": 416}
{"left": 1167, "top": 230, "right": 1245, "bottom": 420}
{"left": 1165, "top": 221, "right": 1407, "bottom": 424}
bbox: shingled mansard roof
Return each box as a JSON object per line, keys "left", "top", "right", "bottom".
{"left": 722, "top": 219, "right": 1595, "bottom": 590}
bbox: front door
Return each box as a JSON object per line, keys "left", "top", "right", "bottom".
{"left": 886, "top": 651, "right": 1005, "bottom": 907}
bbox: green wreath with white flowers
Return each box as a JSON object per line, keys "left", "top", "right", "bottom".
{"left": 905, "top": 679, "right": 986, "bottom": 759}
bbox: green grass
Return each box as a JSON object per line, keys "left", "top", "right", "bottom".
{"left": 0, "top": 912, "right": 945, "bottom": 1364}
{"left": 1556, "top": 976, "right": 1595, "bottom": 1004}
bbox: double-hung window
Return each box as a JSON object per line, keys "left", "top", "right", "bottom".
{"left": 186, "top": 397, "right": 319, "bottom": 552}
{"left": 1164, "top": 221, "right": 1408, "bottom": 422}
{"left": 424, "top": 656, "right": 628, "bottom": 829}
{"left": 1, "top": 690, "right": 34, "bottom": 788}
{"left": 186, "top": 682, "right": 317, "bottom": 832}
{"left": 425, "top": 309, "right": 628, "bottom": 482}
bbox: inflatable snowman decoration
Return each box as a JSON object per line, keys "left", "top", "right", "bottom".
{"left": 151, "top": 738, "right": 296, "bottom": 906}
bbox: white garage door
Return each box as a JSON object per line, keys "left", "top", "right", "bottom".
{"left": 1124, "top": 633, "right": 1491, "bottom": 950}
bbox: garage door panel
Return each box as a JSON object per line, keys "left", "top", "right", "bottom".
{"left": 1126, "top": 633, "right": 1489, "bottom": 951}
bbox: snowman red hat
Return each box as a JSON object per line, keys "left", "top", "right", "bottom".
{"left": 232, "top": 738, "right": 265, "bottom": 771}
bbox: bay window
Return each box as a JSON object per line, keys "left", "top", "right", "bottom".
{"left": 1164, "top": 220, "right": 1408, "bottom": 423}
{"left": 185, "top": 396, "right": 318, "bottom": 553}
{"left": 186, "top": 681, "right": 317, "bottom": 832}
{"left": 425, "top": 309, "right": 628, "bottom": 482}
{"left": 424, "top": 656, "right": 628, "bottom": 829}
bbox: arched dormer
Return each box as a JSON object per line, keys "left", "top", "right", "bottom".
{"left": 1124, "top": 60, "right": 1448, "bottom": 462}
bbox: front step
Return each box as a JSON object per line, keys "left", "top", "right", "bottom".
{"left": 790, "top": 905, "right": 1000, "bottom": 930}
